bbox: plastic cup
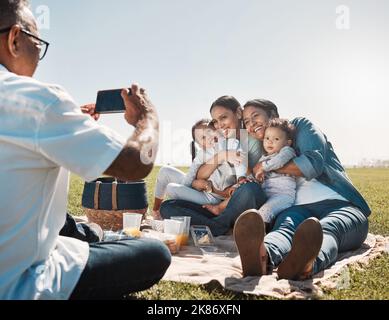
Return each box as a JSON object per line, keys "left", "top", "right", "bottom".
{"left": 171, "top": 216, "right": 191, "bottom": 247}
{"left": 123, "top": 213, "right": 143, "bottom": 238}
{"left": 164, "top": 219, "right": 185, "bottom": 250}
{"left": 142, "top": 230, "right": 178, "bottom": 254}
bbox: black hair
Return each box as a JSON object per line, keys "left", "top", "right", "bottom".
{"left": 190, "top": 119, "right": 215, "bottom": 161}
{"left": 0, "top": 0, "right": 30, "bottom": 29}
{"left": 210, "top": 96, "right": 241, "bottom": 114}
{"left": 243, "top": 99, "right": 280, "bottom": 119}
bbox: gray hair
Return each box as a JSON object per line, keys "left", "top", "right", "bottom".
{"left": 0, "top": 0, "right": 31, "bottom": 29}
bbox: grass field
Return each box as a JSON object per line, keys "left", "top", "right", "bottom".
{"left": 68, "top": 168, "right": 389, "bottom": 300}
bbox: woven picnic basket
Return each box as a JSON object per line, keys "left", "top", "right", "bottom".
{"left": 82, "top": 177, "right": 148, "bottom": 231}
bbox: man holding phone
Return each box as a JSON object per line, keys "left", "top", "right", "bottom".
{"left": 0, "top": 0, "right": 170, "bottom": 300}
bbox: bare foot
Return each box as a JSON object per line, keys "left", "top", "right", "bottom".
{"left": 203, "top": 204, "right": 223, "bottom": 216}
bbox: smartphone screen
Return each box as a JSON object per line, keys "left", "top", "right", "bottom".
{"left": 95, "top": 88, "right": 132, "bottom": 114}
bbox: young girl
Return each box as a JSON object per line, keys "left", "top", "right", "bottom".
{"left": 152, "top": 119, "right": 245, "bottom": 219}
{"left": 254, "top": 118, "right": 297, "bottom": 227}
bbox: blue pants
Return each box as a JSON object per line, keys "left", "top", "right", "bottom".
{"left": 60, "top": 214, "right": 101, "bottom": 243}
{"left": 69, "top": 238, "right": 171, "bottom": 300}
{"left": 265, "top": 200, "right": 369, "bottom": 273}
{"left": 61, "top": 215, "right": 171, "bottom": 300}
{"left": 160, "top": 182, "right": 267, "bottom": 236}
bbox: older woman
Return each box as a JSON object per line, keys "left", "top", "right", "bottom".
{"left": 160, "top": 96, "right": 267, "bottom": 236}
{"left": 234, "top": 99, "right": 370, "bottom": 280}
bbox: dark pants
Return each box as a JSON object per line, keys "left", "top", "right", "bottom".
{"left": 60, "top": 215, "right": 171, "bottom": 300}
{"left": 60, "top": 214, "right": 101, "bottom": 243}
{"left": 160, "top": 182, "right": 267, "bottom": 236}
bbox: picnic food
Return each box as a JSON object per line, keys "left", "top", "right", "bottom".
{"left": 190, "top": 226, "right": 215, "bottom": 247}
{"left": 123, "top": 228, "right": 142, "bottom": 238}
{"left": 198, "top": 234, "right": 211, "bottom": 245}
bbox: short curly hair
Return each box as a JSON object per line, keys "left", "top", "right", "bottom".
{"left": 266, "top": 118, "right": 296, "bottom": 141}
{"left": 0, "top": 0, "right": 30, "bottom": 29}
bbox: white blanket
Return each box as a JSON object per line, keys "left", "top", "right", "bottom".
{"left": 163, "top": 234, "right": 389, "bottom": 299}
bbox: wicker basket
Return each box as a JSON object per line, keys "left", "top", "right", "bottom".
{"left": 82, "top": 178, "right": 148, "bottom": 231}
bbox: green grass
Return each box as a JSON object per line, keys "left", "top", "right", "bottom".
{"left": 68, "top": 168, "right": 389, "bottom": 300}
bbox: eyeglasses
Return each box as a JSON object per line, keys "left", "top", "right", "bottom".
{"left": 0, "top": 26, "right": 50, "bottom": 61}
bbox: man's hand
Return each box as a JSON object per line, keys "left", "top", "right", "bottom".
{"left": 121, "top": 84, "right": 157, "bottom": 127}
{"left": 104, "top": 84, "right": 159, "bottom": 181}
{"left": 81, "top": 104, "right": 100, "bottom": 121}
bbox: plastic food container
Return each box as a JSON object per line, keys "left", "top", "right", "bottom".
{"left": 190, "top": 225, "right": 215, "bottom": 247}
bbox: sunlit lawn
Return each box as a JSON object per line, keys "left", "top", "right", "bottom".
{"left": 68, "top": 168, "right": 389, "bottom": 300}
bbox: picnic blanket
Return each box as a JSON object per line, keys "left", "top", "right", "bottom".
{"left": 162, "top": 233, "right": 389, "bottom": 299}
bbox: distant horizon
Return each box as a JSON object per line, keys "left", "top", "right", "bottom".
{"left": 30, "top": 0, "right": 389, "bottom": 167}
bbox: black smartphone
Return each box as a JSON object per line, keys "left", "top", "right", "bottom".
{"left": 95, "top": 88, "right": 132, "bottom": 114}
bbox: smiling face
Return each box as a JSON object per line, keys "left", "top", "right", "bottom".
{"left": 263, "top": 127, "right": 291, "bottom": 155}
{"left": 194, "top": 126, "right": 218, "bottom": 150}
{"left": 243, "top": 106, "right": 271, "bottom": 141}
{"left": 211, "top": 106, "right": 242, "bottom": 139}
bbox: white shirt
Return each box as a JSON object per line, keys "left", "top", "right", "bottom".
{"left": 183, "top": 135, "right": 250, "bottom": 191}
{"left": 0, "top": 65, "right": 125, "bottom": 300}
{"left": 294, "top": 177, "right": 348, "bottom": 206}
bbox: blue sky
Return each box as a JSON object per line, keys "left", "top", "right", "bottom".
{"left": 30, "top": 0, "right": 389, "bottom": 166}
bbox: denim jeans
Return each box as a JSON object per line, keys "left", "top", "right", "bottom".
{"left": 265, "top": 200, "right": 369, "bottom": 274}
{"left": 60, "top": 215, "right": 171, "bottom": 300}
{"left": 69, "top": 238, "right": 171, "bottom": 300}
{"left": 160, "top": 182, "right": 267, "bottom": 236}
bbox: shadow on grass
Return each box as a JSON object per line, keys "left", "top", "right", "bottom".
{"left": 125, "top": 280, "right": 277, "bottom": 301}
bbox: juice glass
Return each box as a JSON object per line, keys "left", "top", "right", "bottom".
{"left": 171, "top": 216, "right": 191, "bottom": 247}
{"left": 123, "top": 213, "right": 143, "bottom": 238}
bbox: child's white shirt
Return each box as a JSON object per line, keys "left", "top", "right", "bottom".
{"left": 183, "top": 137, "right": 248, "bottom": 192}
